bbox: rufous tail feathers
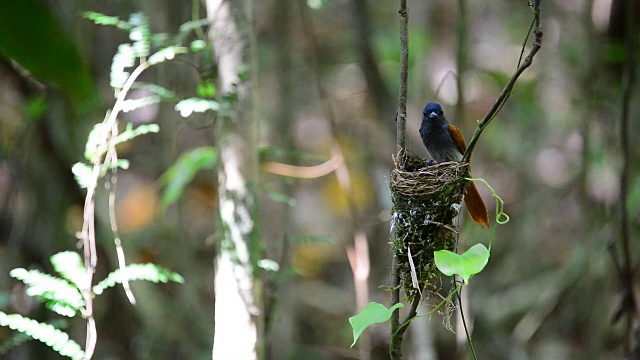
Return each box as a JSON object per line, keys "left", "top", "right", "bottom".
{"left": 464, "top": 181, "right": 489, "bottom": 228}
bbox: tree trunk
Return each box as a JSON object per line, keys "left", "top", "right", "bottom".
{"left": 207, "top": 0, "right": 261, "bottom": 359}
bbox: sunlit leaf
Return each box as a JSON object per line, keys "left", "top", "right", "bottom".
{"left": 71, "top": 162, "right": 94, "bottom": 189}
{"left": 0, "top": 311, "right": 84, "bottom": 359}
{"left": 174, "top": 98, "right": 220, "bottom": 117}
{"left": 9, "top": 268, "right": 84, "bottom": 317}
{"left": 434, "top": 243, "right": 490, "bottom": 284}
{"left": 148, "top": 46, "right": 188, "bottom": 65}
{"left": 257, "top": 259, "right": 280, "bottom": 272}
{"left": 121, "top": 95, "right": 162, "bottom": 113}
{"left": 129, "top": 13, "right": 150, "bottom": 58}
{"left": 111, "top": 43, "right": 136, "bottom": 91}
{"left": 50, "top": 252, "right": 86, "bottom": 289}
{"left": 349, "top": 302, "right": 404, "bottom": 347}
{"left": 131, "top": 82, "right": 176, "bottom": 99}
{"left": 93, "top": 263, "right": 184, "bottom": 295}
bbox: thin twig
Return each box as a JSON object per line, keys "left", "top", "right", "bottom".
{"left": 391, "top": 0, "right": 409, "bottom": 358}
{"left": 396, "top": 0, "right": 409, "bottom": 154}
{"left": 462, "top": 0, "right": 542, "bottom": 162}
{"left": 107, "top": 132, "right": 137, "bottom": 305}
{"left": 457, "top": 287, "right": 478, "bottom": 360}
{"left": 79, "top": 60, "right": 150, "bottom": 360}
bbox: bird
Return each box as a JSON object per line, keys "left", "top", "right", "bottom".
{"left": 419, "top": 103, "right": 489, "bottom": 227}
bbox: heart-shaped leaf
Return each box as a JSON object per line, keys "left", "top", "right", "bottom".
{"left": 434, "top": 243, "right": 490, "bottom": 284}
{"left": 349, "top": 302, "right": 404, "bottom": 347}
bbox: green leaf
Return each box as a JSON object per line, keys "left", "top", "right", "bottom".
{"left": 0, "top": 0, "right": 95, "bottom": 102}
{"left": 112, "top": 123, "right": 160, "bottom": 147}
{"left": 159, "top": 147, "right": 218, "bottom": 209}
{"left": 83, "top": 11, "right": 132, "bottom": 30}
{"left": 121, "top": 95, "right": 162, "bottom": 113}
{"left": 148, "top": 46, "right": 188, "bottom": 65}
{"left": 128, "top": 13, "right": 150, "bottom": 58}
{"left": 434, "top": 243, "right": 490, "bottom": 284}
{"left": 93, "top": 263, "right": 184, "bottom": 295}
{"left": 110, "top": 43, "right": 136, "bottom": 91}
{"left": 349, "top": 302, "right": 404, "bottom": 347}
{"left": 71, "top": 162, "right": 94, "bottom": 189}
{"left": 0, "top": 311, "right": 84, "bottom": 360}
{"left": 131, "top": 82, "right": 176, "bottom": 99}
{"left": 174, "top": 97, "right": 221, "bottom": 117}
{"left": 9, "top": 269, "right": 84, "bottom": 317}
{"left": 196, "top": 80, "right": 216, "bottom": 98}
{"left": 50, "top": 252, "right": 86, "bottom": 289}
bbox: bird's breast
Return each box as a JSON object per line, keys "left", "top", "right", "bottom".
{"left": 420, "top": 123, "right": 463, "bottom": 162}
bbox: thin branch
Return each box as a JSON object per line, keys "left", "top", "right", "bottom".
{"left": 107, "top": 132, "right": 136, "bottom": 305}
{"left": 457, "top": 287, "right": 478, "bottom": 360}
{"left": 391, "top": 1, "right": 409, "bottom": 359}
{"left": 78, "top": 60, "right": 150, "bottom": 360}
{"left": 396, "top": 0, "right": 409, "bottom": 154}
{"left": 462, "top": 0, "right": 542, "bottom": 162}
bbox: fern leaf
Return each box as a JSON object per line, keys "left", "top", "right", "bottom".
{"left": 0, "top": 311, "right": 84, "bottom": 360}
{"left": 93, "top": 263, "right": 184, "bottom": 295}
{"left": 110, "top": 43, "right": 136, "bottom": 91}
{"left": 83, "top": 11, "right": 132, "bottom": 30}
{"left": 131, "top": 82, "right": 176, "bottom": 99}
{"left": 10, "top": 269, "right": 84, "bottom": 317}
{"left": 128, "top": 13, "right": 150, "bottom": 58}
{"left": 121, "top": 95, "right": 162, "bottom": 113}
{"left": 148, "top": 46, "right": 188, "bottom": 65}
{"left": 174, "top": 97, "right": 220, "bottom": 117}
{"left": 51, "top": 251, "right": 87, "bottom": 289}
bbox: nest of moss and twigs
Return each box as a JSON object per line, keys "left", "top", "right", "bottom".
{"left": 390, "top": 150, "right": 469, "bottom": 302}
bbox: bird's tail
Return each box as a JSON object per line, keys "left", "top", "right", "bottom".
{"left": 464, "top": 181, "right": 489, "bottom": 228}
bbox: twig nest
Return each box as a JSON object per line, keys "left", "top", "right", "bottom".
{"left": 390, "top": 150, "right": 469, "bottom": 301}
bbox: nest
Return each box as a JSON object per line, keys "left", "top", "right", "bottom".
{"left": 390, "top": 150, "right": 469, "bottom": 301}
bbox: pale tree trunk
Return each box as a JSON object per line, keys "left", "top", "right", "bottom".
{"left": 207, "top": 0, "right": 261, "bottom": 359}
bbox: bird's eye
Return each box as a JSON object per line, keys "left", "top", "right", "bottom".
{"left": 437, "top": 110, "right": 443, "bottom": 115}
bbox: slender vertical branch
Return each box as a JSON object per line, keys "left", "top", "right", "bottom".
{"left": 396, "top": 0, "right": 409, "bottom": 154}
{"left": 391, "top": 1, "right": 409, "bottom": 359}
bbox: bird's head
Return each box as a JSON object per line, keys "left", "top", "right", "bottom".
{"left": 423, "top": 103, "right": 444, "bottom": 120}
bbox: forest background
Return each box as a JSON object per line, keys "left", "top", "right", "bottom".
{"left": 0, "top": 0, "right": 638, "bottom": 359}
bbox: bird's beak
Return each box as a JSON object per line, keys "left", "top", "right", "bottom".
{"left": 428, "top": 112, "right": 438, "bottom": 119}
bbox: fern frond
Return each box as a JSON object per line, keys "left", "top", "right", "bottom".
{"left": 93, "top": 263, "right": 184, "bottom": 295}
{"left": 83, "top": 12, "right": 132, "bottom": 30}
{"left": 131, "top": 82, "right": 177, "bottom": 99}
{"left": 51, "top": 252, "right": 87, "bottom": 289}
{"left": 128, "top": 13, "right": 151, "bottom": 58}
{"left": 0, "top": 311, "right": 84, "bottom": 360}
{"left": 121, "top": 96, "right": 162, "bottom": 113}
{"left": 9, "top": 269, "right": 84, "bottom": 317}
